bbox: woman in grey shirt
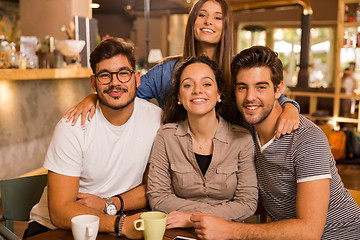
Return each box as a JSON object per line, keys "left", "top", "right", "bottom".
{"left": 147, "top": 56, "right": 258, "bottom": 229}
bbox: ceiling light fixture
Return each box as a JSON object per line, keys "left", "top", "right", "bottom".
{"left": 90, "top": 3, "right": 100, "bottom": 9}
{"left": 125, "top": 4, "right": 132, "bottom": 11}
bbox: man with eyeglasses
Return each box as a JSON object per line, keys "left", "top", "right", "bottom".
{"left": 25, "top": 38, "right": 161, "bottom": 239}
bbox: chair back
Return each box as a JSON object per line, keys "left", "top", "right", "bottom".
{"left": 348, "top": 189, "right": 360, "bottom": 206}
{"left": 0, "top": 174, "right": 47, "bottom": 221}
{"left": 0, "top": 224, "right": 20, "bottom": 240}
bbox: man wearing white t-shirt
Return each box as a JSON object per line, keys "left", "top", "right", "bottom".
{"left": 25, "top": 38, "right": 161, "bottom": 239}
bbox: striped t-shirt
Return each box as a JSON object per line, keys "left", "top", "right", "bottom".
{"left": 244, "top": 115, "right": 360, "bottom": 239}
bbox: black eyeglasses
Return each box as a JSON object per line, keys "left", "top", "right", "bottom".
{"left": 94, "top": 69, "right": 135, "bottom": 84}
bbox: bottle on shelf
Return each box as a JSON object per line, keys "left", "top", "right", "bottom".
{"left": 357, "top": 3, "right": 360, "bottom": 22}
{"left": 345, "top": 5, "right": 349, "bottom": 22}
{"left": 344, "top": 31, "right": 350, "bottom": 47}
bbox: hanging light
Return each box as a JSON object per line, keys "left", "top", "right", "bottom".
{"left": 90, "top": 2, "right": 100, "bottom": 9}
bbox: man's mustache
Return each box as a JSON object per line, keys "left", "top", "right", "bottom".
{"left": 103, "top": 85, "right": 128, "bottom": 94}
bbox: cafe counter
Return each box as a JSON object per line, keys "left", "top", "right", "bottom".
{"left": 0, "top": 68, "right": 93, "bottom": 180}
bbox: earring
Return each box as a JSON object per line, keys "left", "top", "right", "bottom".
{"left": 218, "top": 99, "right": 222, "bottom": 103}
{"left": 177, "top": 101, "right": 181, "bottom": 105}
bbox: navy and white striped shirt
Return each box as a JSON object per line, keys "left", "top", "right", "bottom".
{"left": 244, "top": 115, "right": 360, "bottom": 239}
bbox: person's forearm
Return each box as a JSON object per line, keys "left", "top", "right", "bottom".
{"left": 49, "top": 201, "right": 116, "bottom": 232}
{"left": 230, "top": 219, "right": 323, "bottom": 240}
{"left": 278, "top": 94, "right": 300, "bottom": 112}
{"left": 196, "top": 194, "right": 258, "bottom": 222}
{"left": 113, "top": 184, "right": 148, "bottom": 211}
{"left": 149, "top": 192, "right": 211, "bottom": 213}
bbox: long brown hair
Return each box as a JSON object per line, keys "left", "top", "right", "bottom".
{"left": 162, "top": 56, "right": 236, "bottom": 124}
{"left": 183, "top": 0, "right": 233, "bottom": 89}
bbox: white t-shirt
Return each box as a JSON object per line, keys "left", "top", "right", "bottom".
{"left": 30, "top": 97, "right": 162, "bottom": 229}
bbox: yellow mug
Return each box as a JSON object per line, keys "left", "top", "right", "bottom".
{"left": 133, "top": 211, "right": 167, "bottom": 240}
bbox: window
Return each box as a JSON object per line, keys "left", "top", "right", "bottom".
{"left": 237, "top": 25, "right": 334, "bottom": 89}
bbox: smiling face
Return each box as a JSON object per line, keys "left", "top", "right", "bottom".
{"left": 235, "top": 67, "right": 282, "bottom": 126}
{"left": 178, "top": 62, "right": 221, "bottom": 118}
{"left": 91, "top": 54, "right": 140, "bottom": 111}
{"left": 194, "top": 0, "right": 223, "bottom": 45}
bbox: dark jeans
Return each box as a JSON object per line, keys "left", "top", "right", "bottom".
{"left": 23, "top": 221, "right": 51, "bottom": 239}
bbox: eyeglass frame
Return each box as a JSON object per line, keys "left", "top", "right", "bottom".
{"left": 94, "top": 68, "right": 136, "bottom": 85}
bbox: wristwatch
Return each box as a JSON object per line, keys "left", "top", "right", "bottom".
{"left": 104, "top": 197, "right": 117, "bottom": 215}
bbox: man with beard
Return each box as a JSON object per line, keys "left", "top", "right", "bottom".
{"left": 190, "top": 46, "right": 360, "bottom": 239}
{"left": 24, "top": 38, "right": 161, "bottom": 239}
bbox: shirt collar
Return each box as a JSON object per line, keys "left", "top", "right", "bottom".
{"left": 256, "top": 132, "right": 276, "bottom": 152}
{"left": 175, "top": 116, "right": 228, "bottom": 144}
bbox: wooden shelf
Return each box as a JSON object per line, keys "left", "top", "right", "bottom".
{"left": 0, "top": 68, "right": 92, "bottom": 81}
{"left": 332, "top": 0, "right": 360, "bottom": 131}
{"left": 344, "top": 22, "right": 360, "bottom": 27}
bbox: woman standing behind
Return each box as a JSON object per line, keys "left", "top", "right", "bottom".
{"left": 147, "top": 56, "right": 258, "bottom": 229}
{"left": 65, "top": 0, "right": 299, "bottom": 137}
{"left": 138, "top": 0, "right": 233, "bottom": 106}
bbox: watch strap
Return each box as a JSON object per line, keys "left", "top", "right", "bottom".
{"left": 115, "top": 195, "right": 124, "bottom": 214}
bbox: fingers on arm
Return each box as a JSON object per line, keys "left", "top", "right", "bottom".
{"left": 275, "top": 116, "right": 299, "bottom": 138}
{"left": 64, "top": 107, "right": 75, "bottom": 119}
{"left": 88, "top": 106, "right": 96, "bottom": 121}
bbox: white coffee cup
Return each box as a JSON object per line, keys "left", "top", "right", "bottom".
{"left": 71, "top": 215, "right": 99, "bottom": 240}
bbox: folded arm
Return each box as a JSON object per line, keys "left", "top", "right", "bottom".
{"left": 47, "top": 171, "right": 143, "bottom": 239}
{"left": 76, "top": 184, "right": 148, "bottom": 212}
{"left": 47, "top": 171, "right": 117, "bottom": 232}
{"left": 77, "top": 165, "right": 149, "bottom": 212}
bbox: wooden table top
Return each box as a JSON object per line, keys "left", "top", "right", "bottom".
{"left": 27, "top": 227, "right": 198, "bottom": 240}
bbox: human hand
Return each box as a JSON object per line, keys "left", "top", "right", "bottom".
{"left": 123, "top": 212, "right": 144, "bottom": 239}
{"left": 166, "top": 211, "right": 193, "bottom": 229}
{"left": 64, "top": 93, "right": 98, "bottom": 128}
{"left": 276, "top": 102, "right": 299, "bottom": 138}
{"left": 76, "top": 193, "right": 105, "bottom": 212}
{"left": 191, "top": 213, "right": 235, "bottom": 240}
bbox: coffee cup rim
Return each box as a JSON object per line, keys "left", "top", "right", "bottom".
{"left": 71, "top": 214, "right": 99, "bottom": 224}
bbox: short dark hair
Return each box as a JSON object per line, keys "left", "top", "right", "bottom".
{"left": 231, "top": 46, "right": 283, "bottom": 91}
{"left": 162, "top": 56, "right": 236, "bottom": 124}
{"left": 90, "top": 38, "right": 136, "bottom": 73}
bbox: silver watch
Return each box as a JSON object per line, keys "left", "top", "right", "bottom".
{"left": 104, "top": 197, "right": 117, "bottom": 215}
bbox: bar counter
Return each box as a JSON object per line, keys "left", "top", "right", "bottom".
{"left": 0, "top": 68, "right": 92, "bottom": 81}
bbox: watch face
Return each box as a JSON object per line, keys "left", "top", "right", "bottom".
{"left": 106, "top": 204, "right": 117, "bottom": 215}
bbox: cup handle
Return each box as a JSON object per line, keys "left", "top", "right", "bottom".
{"left": 87, "top": 226, "right": 94, "bottom": 237}
{"left": 133, "top": 219, "right": 145, "bottom": 231}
